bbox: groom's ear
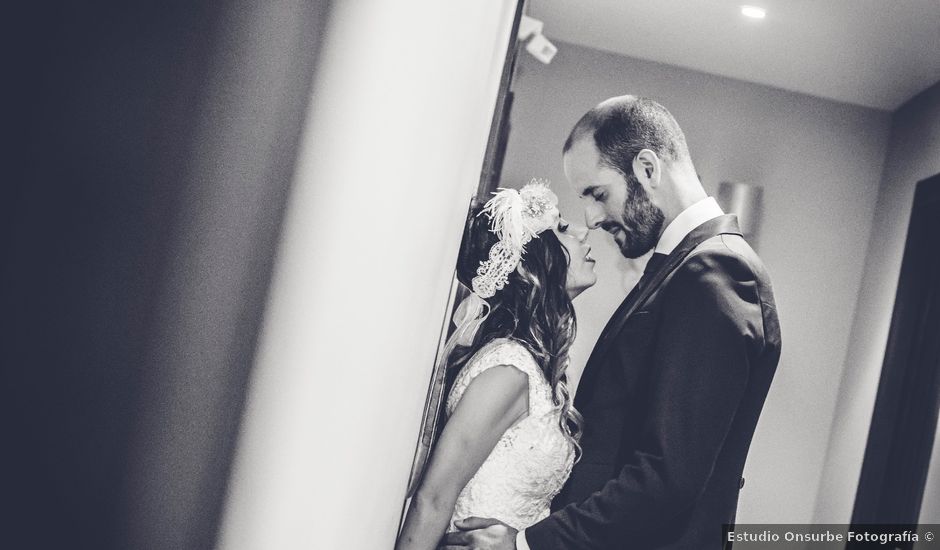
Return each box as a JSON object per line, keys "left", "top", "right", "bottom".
{"left": 632, "top": 149, "right": 660, "bottom": 190}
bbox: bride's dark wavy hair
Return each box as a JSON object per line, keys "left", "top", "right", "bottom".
{"left": 445, "top": 203, "right": 583, "bottom": 459}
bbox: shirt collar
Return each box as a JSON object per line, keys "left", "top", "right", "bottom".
{"left": 654, "top": 196, "right": 724, "bottom": 254}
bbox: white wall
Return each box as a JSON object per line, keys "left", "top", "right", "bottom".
{"left": 216, "top": 2, "right": 518, "bottom": 548}
{"left": 500, "top": 42, "right": 892, "bottom": 525}
{"left": 817, "top": 81, "right": 940, "bottom": 526}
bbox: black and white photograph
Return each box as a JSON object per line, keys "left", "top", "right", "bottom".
{"left": 5, "top": 1, "right": 940, "bottom": 549}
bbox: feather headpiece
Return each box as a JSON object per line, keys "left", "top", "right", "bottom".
{"left": 471, "top": 179, "right": 559, "bottom": 298}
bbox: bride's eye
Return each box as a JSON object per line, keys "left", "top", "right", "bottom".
{"left": 558, "top": 221, "right": 569, "bottom": 233}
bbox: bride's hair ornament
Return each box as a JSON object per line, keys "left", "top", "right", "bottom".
{"left": 441, "top": 179, "right": 559, "bottom": 357}
{"left": 471, "top": 179, "right": 560, "bottom": 299}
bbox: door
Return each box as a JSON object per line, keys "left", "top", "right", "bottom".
{"left": 851, "top": 173, "right": 940, "bottom": 531}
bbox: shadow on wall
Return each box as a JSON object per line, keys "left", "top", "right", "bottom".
{"left": 4, "top": 2, "right": 330, "bottom": 549}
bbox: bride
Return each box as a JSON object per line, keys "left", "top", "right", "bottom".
{"left": 396, "top": 180, "right": 597, "bottom": 550}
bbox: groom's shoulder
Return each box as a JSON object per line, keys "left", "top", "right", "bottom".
{"left": 675, "top": 234, "right": 768, "bottom": 288}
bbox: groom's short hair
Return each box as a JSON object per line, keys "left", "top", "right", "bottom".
{"left": 564, "top": 96, "right": 691, "bottom": 176}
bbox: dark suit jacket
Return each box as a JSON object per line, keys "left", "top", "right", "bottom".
{"left": 525, "top": 215, "right": 781, "bottom": 549}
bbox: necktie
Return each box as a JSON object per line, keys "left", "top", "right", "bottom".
{"left": 636, "top": 252, "right": 669, "bottom": 291}
{"left": 644, "top": 252, "right": 669, "bottom": 275}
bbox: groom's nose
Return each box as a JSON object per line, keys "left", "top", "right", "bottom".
{"left": 584, "top": 203, "right": 605, "bottom": 230}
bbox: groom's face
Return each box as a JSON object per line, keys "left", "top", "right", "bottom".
{"left": 563, "top": 138, "right": 664, "bottom": 259}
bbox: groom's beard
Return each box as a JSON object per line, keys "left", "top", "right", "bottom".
{"left": 605, "top": 173, "right": 665, "bottom": 259}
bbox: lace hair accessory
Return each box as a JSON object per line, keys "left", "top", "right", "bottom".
{"left": 471, "top": 179, "right": 560, "bottom": 299}
{"left": 435, "top": 179, "right": 559, "bottom": 377}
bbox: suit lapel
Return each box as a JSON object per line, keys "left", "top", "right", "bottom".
{"left": 577, "top": 215, "right": 743, "bottom": 400}
{"left": 577, "top": 276, "right": 645, "bottom": 399}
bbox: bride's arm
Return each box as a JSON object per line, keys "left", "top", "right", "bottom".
{"left": 395, "top": 365, "right": 529, "bottom": 550}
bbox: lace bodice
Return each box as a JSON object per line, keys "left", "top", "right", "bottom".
{"left": 445, "top": 339, "right": 575, "bottom": 531}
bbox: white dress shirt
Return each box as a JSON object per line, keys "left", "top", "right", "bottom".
{"left": 516, "top": 196, "right": 724, "bottom": 550}
{"left": 653, "top": 196, "right": 724, "bottom": 254}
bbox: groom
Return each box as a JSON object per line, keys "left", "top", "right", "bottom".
{"left": 443, "top": 96, "right": 781, "bottom": 549}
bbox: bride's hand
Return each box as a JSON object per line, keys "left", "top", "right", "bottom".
{"left": 440, "top": 517, "right": 517, "bottom": 550}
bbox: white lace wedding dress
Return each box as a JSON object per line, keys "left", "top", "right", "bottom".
{"left": 445, "top": 338, "right": 576, "bottom": 531}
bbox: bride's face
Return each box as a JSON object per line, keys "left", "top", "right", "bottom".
{"left": 554, "top": 218, "right": 597, "bottom": 299}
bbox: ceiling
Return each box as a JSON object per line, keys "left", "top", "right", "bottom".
{"left": 528, "top": 0, "right": 940, "bottom": 111}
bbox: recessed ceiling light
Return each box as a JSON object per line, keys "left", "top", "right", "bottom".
{"left": 741, "top": 5, "right": 766, "bottom": 19}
